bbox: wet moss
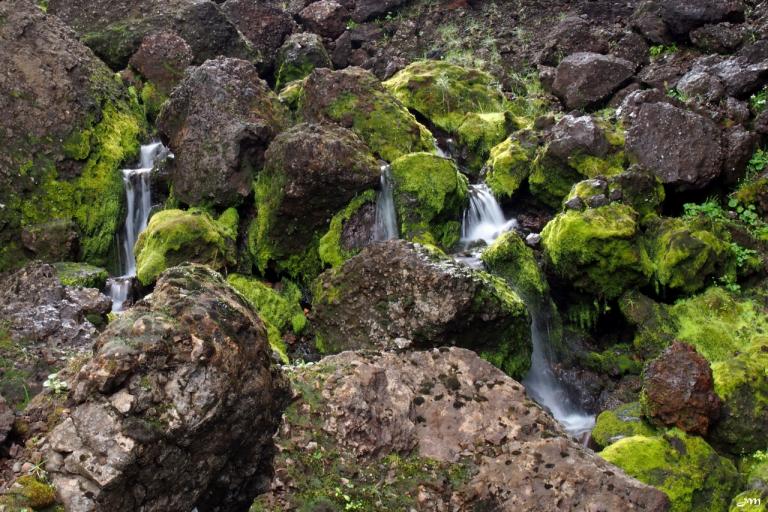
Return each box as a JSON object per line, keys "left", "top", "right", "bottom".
{"left": 729, "top": 490, "right": 768, "bottom": 512}
{"left": 568, "top": 151, "right": 626, "bottom": 179}
{"left": 318, "top": 190, "right": 377, "bottom": 268}
{"left": 591, "top": 402, "right": 657, "bottom": 449}
{"left": 482, "top": 231, "right": 547, "bottom": 304}
{"left": 485, "top": 136, "right": 537, "bottom": 200}
{"left": 0, "top": 475, "right": 57, "bottom": 509}
{"left": 528, "top": 154, "right": 583, "bottom": 208}
{"left": 581, "top": 344, "right": 643, "bottom": 377}
{"left": 455, "top": 111, "right": 513, "bottom": 172}
{"left": 53, "top": 262, "right": 108, "bottom": 289}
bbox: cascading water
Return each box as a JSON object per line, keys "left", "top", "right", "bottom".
{"left": 107, "top": 142, "right": 166, "bottom": 312}
{"left": 373, "top": 164, "right": 399, "bottom": 241}
{"left": 461, "top": 184, "right": 518, "bottom": 245}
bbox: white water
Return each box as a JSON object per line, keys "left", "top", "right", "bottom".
{"left": 461, "top": 184, "right": 518, "bottom": 245}
{"left": 373, "top": 164, "right": 399, "bottom": 241}
{"left": 107, "top": 142, "right": 166, "bottom": 312}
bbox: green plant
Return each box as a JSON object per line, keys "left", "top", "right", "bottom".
{"left": 683, "top": 198, "right": 726, "bottom": 223}
{"left": 42, "top": 373, "right": 68, "bottom": 395}
{"left": 750, "top": 88, "right": 767, "bottom": 113}
{"left": 728, "top": 198, "right": 761, "bottom": 228}
{"left": 747, "top": 148, "right": 768, "bottom": 176}
{"left": 666, "top": 87, "right": 688, "bottom": 102}
{"left": 345, "top": 20, "right": 359, "bottom": 30}
{"left": 649, "top": 43, "right": 678, "bottom": 59}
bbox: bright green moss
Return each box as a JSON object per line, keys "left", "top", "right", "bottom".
{"left": 581, "top": 344, "right": 643, "bottom": 377}
{"left": 318, "top": 190, "right": 376, "bottom": 268}
{"left": 482, "top": 231, "right": 547, "bottom": 303}
{"left": 53, "top": 262, "right": 108, "bottom": 289}
{"left": 455, "top": 112, "right": 513, "bottom": 172}
{"left": 384, "top": 60, "right": 506, "bottom": 133}
{"left": 62, "top": 128, "right": 92, "bottom": 160}
{"left": 139, "top": 81, "right": 167, "bottom": 121}
{"left": 278, "top": 80, "right": 305, "bottom": 112}
{"left": 564, "top": 179, "right": 607, "bottom": 204}
{"left": 135, "top": 208, "right": 238, "bottom": 285}
{"left": 567, "top": 151, "right": 626, "bottom": 179}
{"left": 485, "top": 136, "right": 536, "bottom": 200}
{"left": 528, "top": 154, "right": 583, "bottom": 208}
{"left": 599, "top": 429, "right": 740, "bottom": 512}
{"left": 248, "top": 166, "right": 288, "bottom": 275}
{"left": 729, "top": 490, "right": 767, "bottom": 512}
{"left": 591, "top": 402, "right": 657, "bottom": 449}
{"left": 276, "top": 60, "right": 321, "bottom": 93}
{"left": 1, "top": 475, "right": 57, "bottom": 509}
{"left": 541, "top": 204, "right": 653, "bottom": 299}
{"left": 391, "top": 152, "right": 468, "bottom": 250}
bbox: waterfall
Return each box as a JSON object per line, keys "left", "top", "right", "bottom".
{"left": 460, "top": 184, "right": 517, "bottom": 246}
{"left": 373, "top": 164, "right": 398, "bottom": 241}
{"left": 107, "top": 142, "right": 166, "bottom": 312}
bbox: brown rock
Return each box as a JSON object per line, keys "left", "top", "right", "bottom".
{"left": 222, "top": 0, "right": 297, "bottom": 59}
{"left": 552, "top": 52, "right": 636, "bottom": 110}
{"left": 299, "top": 0, "right": 350, "bottom": 39}
{"left": 128, "top": 31, "right": 193, "bottom": 94}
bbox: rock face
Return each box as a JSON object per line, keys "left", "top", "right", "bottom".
{"left": 44, "top": 264, "right": 289, "bottom": 512}
{"left": 254, "top": 348, "right": 670, "bottom": 511}
{"left": 626, "top": 102, "right": 723, "bottom": 189}
{"left": 312, "top": 240, "right": 533, "bottom": 379}
{"left": 128, "top": 31, "right": 193, "bottom": 94}
{"left": 274, "top": 32, "right": 332, "bottom": 89}
{"left": 48, "top": 0, "right": 256, "bottom": 70}
{"left": 298, "top": 0, "right": 349, "bottom": 39}
{"left": 552, "top": 52, "right": 635, "bottom": 109}
{"left": 222, "top": 0, "right": 297, "bottom": 62}
{"left": 157, "top": 57, "right": 289, "bottom": 207}
{"left": 642, "top": 342, "right": 721, "bottom": 435}
{"left": 632, "top": 0, "right": 745, "bottom": 42}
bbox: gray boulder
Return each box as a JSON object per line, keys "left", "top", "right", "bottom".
{"left": 552, "top": 52, "right": 635, "bottom": 110}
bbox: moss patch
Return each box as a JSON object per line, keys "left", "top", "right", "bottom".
{"left": 0, "top": 475, "right": 57, "bottom": 510}
{"left": 485, "top": 135, "right": 537, "bottom": 200}
{"left": 53, "top": 262, "right": 108, "bottom": 289}
{"left": 481, "top": 231, "right": 547, "bottom": 304}
{"left": 591, "top": 402, "right": 657, "bottom": 449}
{"left": 318, "top": 190, "right": 377, "bottom": 268}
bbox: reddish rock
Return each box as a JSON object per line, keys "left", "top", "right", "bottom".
{"left": 222, "top": 0, "right": 297, "bottom": 58}
{"left": 552, "top": 52, "right": 635, "bottom": 110}
{"left": 299, "top": 0, "right": 349, "bottom": 39}
{"left": 129, "top": 31, "right": 193, "bottom": 94}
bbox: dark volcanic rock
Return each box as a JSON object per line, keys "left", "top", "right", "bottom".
{"left": 222, "top": 0, "right": 297, "bottom": 62}
{"left": 626, "top": 102, "right": 723, "bottom": 189}
{"left": 274, "top": 32, "right": 332, "bottom": 88}
{"left": 44, "top": 264, "right": 289, "bottom": 512}
{"left": 157, "top": 57, "right": 289, "bottom": 207}
{"left": 546, "top": 114, "right": 611, "bottom": 160}
{"left": 642, "top": 342, "right": 721, "bottom": 435}
{"left": 128, "top": 31, "right": 193, "bottom": 94}
{"left": 631, "top": 0, "right": 745, "bottom": 42}
{"left": 254, "top": 348, "right": 671, "bottom": 511}
{"left": 690, "top": 23, "right": 745, "bottom": 54}
{"left": 298, "top": 0, "right": 350, "bottom": 39}
{"left": 537, "top": 16, "right": 609, "bottom": 66}
{"left": 552, "top": 52, "right": 636, "bottom": 110}
{"left": 351, "top": 0, "right": 409, "bottom": 22}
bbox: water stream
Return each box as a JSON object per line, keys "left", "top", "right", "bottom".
{"left": 373, "top": 164, "right": 399, "bottom": 241}
{"left": 107, "top": 142, "right": 166, "bottom": 312}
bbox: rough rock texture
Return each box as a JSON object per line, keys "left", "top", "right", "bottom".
{"left": 642, "top": 342, "right": 721, "bottom": 435}
{"left": 274, "top": 32, "right": 332, "bottom": 89}
{"left": 222, "top": 0, "right": 297, "bottom": 62}
{"left": 128, "top": 32, "right": 193, "bottom": 95}
{"left": 157, "top": 57, "right": 289, "bottom": 207}
{"left": 312, "top": 240, "right": 533, "bottom": 379}
{"left": 48, "top": 0, "right": 256, "bottom": 70}
{"left": 0, "top": 395, "right": 12, "bottom": 445}
{"left": 552, "top": 52, "right": 636, "bottom": 110}
{"left": 20, "top": 220, "right": 80, "bottom": 263}
{"left": 299, "top": 0, "right": 349, "bottom": 39}
{"left": 44, "top": 264, "right": 289, "bottom": 512}
{"left": 253, "top": 349, "right": 670, "bottom": 511}
{"left": 631, "top": 0, "right": 745, "bottom": 42}
{"left": 626, "top": 102, "right": 723, "bottom": 189}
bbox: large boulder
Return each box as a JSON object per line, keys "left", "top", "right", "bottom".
{"left": 312, "top": 240, "right": 532, "bottom": 379}
{"left": 221, "top": 0, "right": 297, "bottom": 62}
{"left": 552, "top": 52, "right": 636, "bottom": 110}
{"left": 298, "top": 0, "right": 349, "bottom": 39}
{"left": 128, "top": 31, "right": 194, "bottom": 95}
{"left": 274, "top": 32, "right": 332, "bottom": 90}
{"left": 48, "top": 0, "right": 256, "bottom": 70}
{"left": 248, "top": 123, "right": 380, "bottom": 278}
{"left": 631, "top": 0, "right": 745, "bottom": 42}
{"left": 626, "top": 102, "right": 723, "bottom": 189}
{"left": 253, "top": 348, "right": 670, "bottom": 510}
{"left": 0, "top": 0, "right": 147, "bottom": 270}
{"left": 157, "top": 57, "right": 289, "bottom": 207}
{"left": 301, "top": 67, "right": 434, "bottom": 162}
{"left": 43, "top": 264, "right": 289, "bottom": 511}
{"left": 642, "top": 342, "right": 721, "bottom": 435}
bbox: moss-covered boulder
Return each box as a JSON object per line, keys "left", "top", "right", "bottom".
{"left": 53, "top": 262, "right": 109, "bottom": 289}
{"left": 710, "top": 339, "right": 768, "bottom": 455}
{"left": 592, "top": 402, "right": 657, "bottom": 449}
{"left": 248, "top": 123, "right": 379, "bottom": 281}
{"left": 135, "top": 208, "right": 238, "bottom": 285}
{"left": 390, "top": 152, "right": 468, "bottom": 250}
{"left": 541, "top": 204, "right": 653, "bottom": 299}
{"left": 227, "top": 274, "right": 307, "bottom": 362}
{"left": 481, "top": 231, "right": 548, "bottom": 304}
{"left": 302, "top": 67, "right": 434, "bottom": 162}
{"left": 485, "top": 132, "right": 540, "bottom": 200}
{"left": 609, "top": 166, "right": 666, "bottom": 218}
{"left": 0, "top": 1, "right": 148, "bottom": 270}
{"left": 318, "top": 190, "right": 377, "bottom": 268}
{"left": 600, "top": 429, "right": 740, "bottom": 512}
{"left": 312, "top": 240, "right": 532, "bottom": 379}
{"left": 455, "top": 112, "right": 515, "bottom": 172}
{"left": 529, "top": 156, "right": 585, "bottom": 208}
{"left": 274, "top": 32, "right": 331, "bottom": 91}
{"left": 730, "top": 490, "right": 768, "bottom": 512}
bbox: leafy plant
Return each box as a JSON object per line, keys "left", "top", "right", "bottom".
{"left": 750, "top": 87, "right": 767, "bottom": 113}
{"left": 42, "top": 373, "right": 68, "bottom": 395}
{"left": 747, "top": 148, "right": 768, "bottom": 176}
{"left": 345, "top": 20, "right": 359, "bottom": 30}
{"left": 666, "top": 87, "right": 689, "bottom": 102}
{"left": 649, "top": 43, "right": 678, "bottom": 59}
{"left": 683, "top": 198, "right": 726, "bottom": 222}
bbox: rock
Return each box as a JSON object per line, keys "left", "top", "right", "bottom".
{"left": 482, "top": 231, "right": 549, "bottom": 303}
{"left": 221, "top": 0, "right": 297, "bottom": 62}
{"left": 626, "top": 102, "right": 723, "bottom": 189}
{"left": 48, "top": 0, "right": 256, "bottom": 70}
{"left": 592, "top": 402, "right": 657, "bottom": 449}
{"left": 600, "top": 429, "right": 739, "bottom": 512}
{"left": 541, "top": 204, "right": 652, "bottom": 299}
{"left": 642, "top": 342, "right": 721, "bottom": 435}
{"left": 253, "top": 348, "right": 670, "bottom": 510}
{"left": 537, "top": 16, "right": 609, "bottom": 66}
{"left": 0, "top": 263, "right": 110, "bottom": 408}
{"left": 44, "top": 264, "right": 289, "bottom": 511}
{"left": 631, "top": 0, "right": 745, "bottom": 41}
{"left": 128, "top": 32, "right": 193, "bottom": 95}
{"left": 135, "top": 208, "right": 238, "bottom": 285}
{"left": 525, "top": 233, "right": 542, "bottom": 246}
{"left": 0, "top": 0, "right": 147, "bottom": 270}
{"left": 318, "top": 190, "right": 377, "bottom": 268}
{"left": 20, "top": 220, "right": 79, "bottom": 263}
{"left": 274, "top": 32, "right": 332, "bottom": 89}
{"left": 312, "top": 241, "right": 532, "bottom": 379}
{"left": 248, "top": 123, "right": 379, "bottom": 278}
{"left": 485, "top": 132, "right": 540, "bottom": 200}
{"left": 690, "top": 23, "right": 745, "bottom": 54}
{"left": 53, "top": 262, "right": 109, "bottom": 290}
{"left": 547, "top": 114, "right": 611, "bottom": 161}
{"left": 608, "top": 166, "right": 666, "bottom": 217}
{"left": 0, "top": 395, "right": 14, "bottom": 445}
{"left": 301, "top": 67, "right": 434, "bottom": 162}
{"left": 722, "top": 125, "right": 759, "bottom": 184}
{"left": 390, "top": 152, "right": 468, "bottom": 249}
{"left": 564, "top": 196, "right": 585, "bottom": 210}
{"left": 157, "top": 57, "right": 289, "bottom": 207}
{"left": 552, "top": 52, "right": 635, "bottom": 110}
{"left": 677, "top": 54, "right": 768, "bottom": 102}
{"left": 298, "top": 0, "right": 350, "bottom": 39}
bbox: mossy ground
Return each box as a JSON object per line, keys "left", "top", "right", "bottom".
{"left": 0, "top": 475, "right": 58, "bottom": 510}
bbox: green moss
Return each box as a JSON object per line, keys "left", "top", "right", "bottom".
{"left": 318, "top": 190, "right": 377, "bottom": 268}
{"left": 528, "top": 154, "right": 583, "bottom": 208}
{"left": 1, "top": 476, "right": 57, "bottom": 509}
{"left": 139, "top": 81, "right": 167, "bottom": 122}
{"left": 591, "top": 402, "right": 657, "bottom": 449}
{"left": 0, "top": 326, "right": 36, "bottom": 411}
{"left": 53, "top": 262, "right": 108, "bottom": 289}
{"left": 580, "top": 344, "right": 643, "bottom": 377}
{"left": 485, "top": 135, "right": 537, "bottom": 200}
{"left": 390, "top": 152, "right": 468, "bottom": 250}
{"left": 248, "top": 165, "right": 288, "bottom": 275}
{"left": 599, "top": 429, "right": 740, "bottom": 512}
{"left": 278, "top": 80, "right": 305, "bottom": 112}
{"left": 567, "top": 151, "right": 626, "bottom": 179}
{"left": 541, "top": 204, "right": 653, "bottom": 299}
{"left": 455, "top": 111, "right": 513, "bottom": 172}
{"left": 62, "top": 129, "right": 92, "bottom": 160}
{"left": 276, "top": 61, "right": 321, "bottom": 93}
{"left": 564, "top": 179, "right": 607, "bottom": 205}
{"left": 482, "top": 231, "right": 547, "bottom": 304}
{"left": 729, "top": 490, "right": 768, "bottom": 512}
{"left": 135, "top": 208, "right": 238, "bottom": 285}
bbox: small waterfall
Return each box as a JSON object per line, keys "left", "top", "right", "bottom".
{"left": 373, "top": 164, "right": 398, "bottom": 241}
{"left": 107, "top": 142, "right": 166, "bottom": 312}
{"left": 460, "top": 184, "right": 517, "bottom": 246}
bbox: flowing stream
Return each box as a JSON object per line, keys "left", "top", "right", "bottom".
{"left": 107, "top": 142, "right": 166, "bottom": 312}
{"left": 373, "top": 164, "right": 399, "bottom": 241}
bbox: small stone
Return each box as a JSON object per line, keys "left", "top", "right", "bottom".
{"left": 587, "top": 194, "right": 609, "bottom": 208}
{"left": 564, "top": 197, "right": 585, "bottom": 210}
{"left": 525, "top": 233, "right": 542, "bottom": 247}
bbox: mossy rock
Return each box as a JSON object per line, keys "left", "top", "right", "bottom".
{"left": 0, "top": 475, "right": 57, "bottom": 510}
{"left": 481, "top": 231, "right": 548, "bottom": 304}
{"left": 567, "top": 151, "right": 626, "bottom": 179}
{"left": 227, "top": 274, "right": 307, "bottom": 363}
{"left": 729, "top": 490, "right": 768, "bottom": 512}
{"left": 644, "top": 217, "right": 732, "bottom": 295}
{"left": 53, "top": 262, "right": 108, "bottom": 289}
{"left": 318, "top": 190, "right": 377, "bottom": 268}
{"left": 580, "top": 344, "right": 644, "bottom": 378}
{"left": 135, "top": 208, "right": 238, "bottom": 286}
{"left": 609, "top": 167, "right": 666, "bottom": 219}
{"left": 564, "top": 179, "right": 607, "bottom": 205}
{"left": 390, "top": 152, "right": 469, "bottom": 250}
{"left": 541, "top": 204, "right": 653, "bottom": 299}
{"left": 274, "top": 32, "right": 331, "bottom": 91}
{"left": 529, "top": 154, "right": 584, "bottom": 208}
{"left": 485, "top": 134, "right": 538, "bottom": 200}
{"left": 592, "top": 402, "right": 657, "bottom": 449}
{"left": 455, "top": 112, "right": 514, "bottom": 173}
{"left": 599, "top": 429, "right": 740, "bottom": 512}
